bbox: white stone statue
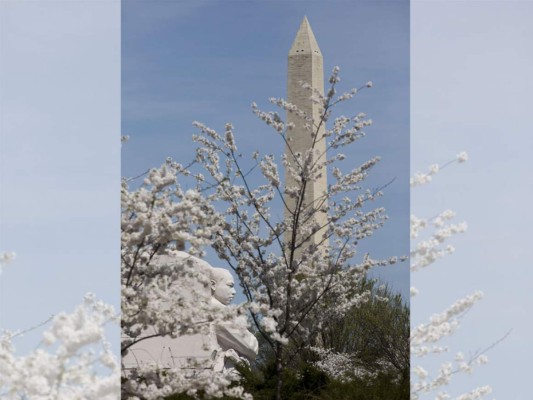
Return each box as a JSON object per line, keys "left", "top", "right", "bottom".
{"left": 122, "top": 252, "right": 213, "bottom": 371}
{"left": 122, "top": 252, "right": 258, "bottom": 376}
{"left": 208, "top": 267, "right": 259, "bottom": 373}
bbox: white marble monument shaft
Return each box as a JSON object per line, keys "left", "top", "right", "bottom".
{"left": 285, "top": 17, "right": 328, "bottom": 252}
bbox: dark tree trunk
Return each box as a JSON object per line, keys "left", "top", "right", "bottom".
{"left": 275, "top": 344, "right": 283, "bottom": 400}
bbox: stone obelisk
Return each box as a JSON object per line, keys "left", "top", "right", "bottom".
{"left": 285, "top": 17, "right": 328, "bottom": 254}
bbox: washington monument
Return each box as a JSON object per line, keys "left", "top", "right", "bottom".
{"left": 285, "top": 17, "right": 328, "bottom": 253}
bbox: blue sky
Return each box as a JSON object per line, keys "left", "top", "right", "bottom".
{"left": 0, "top": 1, "right": 120, "bottom": 354}
{"left": 122, "top": 0, "right": 410, "bottom": 301}
{"left": 411, "top": 1, "right": 533, "bottom": 398}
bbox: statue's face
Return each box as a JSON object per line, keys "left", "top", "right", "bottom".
{"left": 212, "top": 271, "right": 236, "bottom": 305}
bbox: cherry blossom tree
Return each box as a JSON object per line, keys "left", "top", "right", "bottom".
{"left": 410, "top": 154, "right": 498, "bottom": 400}
{"left": 189, "top": 67, "right": 401, "bottom": 399}
{"left": 0, "top": 253, "right": 120, "bottom": 400}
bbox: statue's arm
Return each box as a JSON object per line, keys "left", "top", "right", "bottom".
{"left": 215, "top": 323, "right": 259, "bottom": 361}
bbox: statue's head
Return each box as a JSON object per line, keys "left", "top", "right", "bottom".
{"left": 209, "top": 267, "right": 236, "bottom": 305}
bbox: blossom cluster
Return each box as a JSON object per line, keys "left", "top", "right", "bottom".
{"left": 0, "top": 292, "right": 120, "bottom": 400}
{"left": 0, "top": 251, "right": 15, "bottom": 275}
{"left": 410, "top": 209, "right": 467, "bottom": 272}
{"left": 310, "top": 345, "right": 398, "bottom": 384}
{"left": 410, "top": 153, "right": 468, "bottom": 187}
{"left": 122, "top": 361, "right": 250, "bottom": 400}
{"left": 310, "top": 346, "right": 358, "bottom": 383}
